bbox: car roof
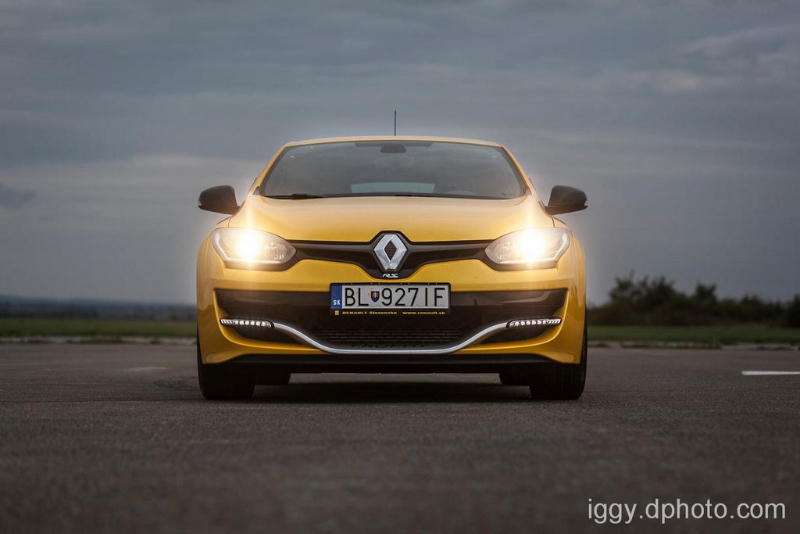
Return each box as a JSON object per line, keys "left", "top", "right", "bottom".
{"left": 282, "top": 136, "right": 504, "bottom": 148}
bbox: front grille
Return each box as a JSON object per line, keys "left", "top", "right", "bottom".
{"left": 313, "top": 329, "right": 463, "bottom": 347}
{"left": 482, "top": 326, "right": 550, "bottom": 344}
{"left": 291, "top": 236, "right": 488, "bottom": 279}
{"left": 218, "top": 289, "right": 566, "bottom": 349}
{"left": 232, "top": 326, "right": 298, "bottom": 344}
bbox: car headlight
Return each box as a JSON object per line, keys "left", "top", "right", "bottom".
{"left": 212, "top": 228, "right": 296, "bottom": 266}
{"left": 485, "top": 228, "right": 570, "bottom": 268}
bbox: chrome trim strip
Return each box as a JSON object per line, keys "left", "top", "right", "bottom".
{"left": 270, "top": 321, "right": 511, "bottom": 355}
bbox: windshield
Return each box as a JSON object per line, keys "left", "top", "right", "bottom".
{"left": 260, "top": 141, "right": 526, "bottom": 200}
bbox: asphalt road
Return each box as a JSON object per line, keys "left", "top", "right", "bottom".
{"left": 1, "top": 345, "right": 798, "bottom": 533}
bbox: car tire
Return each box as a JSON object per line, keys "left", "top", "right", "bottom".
{"left": 498, "top": 371, "right": 529, "bottom": 386}
{"left": 529, "top": 324, "right": 587, "bottom": 400}
{"left": 196, "top": 335, "right": 254, "bottom": 400}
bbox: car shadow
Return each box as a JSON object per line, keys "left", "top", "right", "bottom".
{"left": 249, "top": 379, "right": 535, "bottom": 404}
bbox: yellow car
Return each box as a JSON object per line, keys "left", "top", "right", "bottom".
{"left": 196, "top": 136, "right": 588, "bottom": 400}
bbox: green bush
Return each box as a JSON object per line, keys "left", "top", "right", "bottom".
{"left": 590, "top": 273, "right": 797, "bottom": 327}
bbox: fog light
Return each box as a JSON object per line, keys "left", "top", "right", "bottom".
{"left": 220, "top": 318, "right": 274, "bottom": 328}
{"left": 507, "top": 318, "right": 562, "bottom": 328}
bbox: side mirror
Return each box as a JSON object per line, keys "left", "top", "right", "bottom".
{"left": 198, "top": 185, "right": 239, "bottom": 215}
{"left": 544, "top": 185, "right": 587, "bottom": 215}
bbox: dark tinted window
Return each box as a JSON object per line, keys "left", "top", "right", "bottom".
{"left": 261, "top": 142, "right": 525, "bottom": 200}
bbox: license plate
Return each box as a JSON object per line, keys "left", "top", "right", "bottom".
{"left": 330, "top": 283, "right": 450, "bottom": 316}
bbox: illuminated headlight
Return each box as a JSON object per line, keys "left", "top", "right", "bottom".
{"left": 212, "top": 228, "right": 296, "bottom": 266}
{"left": 485, "top": 228, "right": 570, "bottom": 268}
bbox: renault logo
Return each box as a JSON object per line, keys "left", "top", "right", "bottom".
{"left": 374, "top": 233, "right": 407, "bottom": 272}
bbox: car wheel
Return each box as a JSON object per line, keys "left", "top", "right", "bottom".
{"left": 196, "top": 335, "right": 254, "bottom": 400}
{"left": 529, "top": 324, "right": 587, "bottom": 400}
{"left": 498, "top": 371, "right": 529, "bottom": 386}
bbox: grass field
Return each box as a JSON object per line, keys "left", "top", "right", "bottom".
{"left": 0, "top": 318, "right": 195, "bottom": 339}
{"left": 1, "top": 318, "right": 799, "bottom": 346}
{"left": 588, "top": 325, "right": 800, "bottom": 346}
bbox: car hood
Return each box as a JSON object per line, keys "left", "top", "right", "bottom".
{"left": 228, "top": 195, "right": 553, "bottom": 242}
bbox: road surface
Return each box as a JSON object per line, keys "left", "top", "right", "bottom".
{"left": 1, "top": 345, "right": 798, "bottom": 533}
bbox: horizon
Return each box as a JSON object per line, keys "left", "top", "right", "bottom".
{"left": 1, "top": 270, "right": 794, "bottom": 308}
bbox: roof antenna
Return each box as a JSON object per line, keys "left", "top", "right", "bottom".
{"left": 394, "top": 110, "right": 397, "bottom": 136}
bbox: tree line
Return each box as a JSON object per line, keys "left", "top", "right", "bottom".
{"left": 589, "top": 273, "right": 800, "bottom": 327}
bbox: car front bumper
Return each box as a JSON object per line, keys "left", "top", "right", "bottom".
{"left": 197, "top": 237, "right": 586, "bottom": 368}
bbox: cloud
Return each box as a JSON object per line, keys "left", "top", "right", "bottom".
{"left": 0, "top": 182, "right": 36, "bottom": 208}
{"left": 680, "top": 24, "right": 799, "bottom": 58}
{"left": 573, "top": 24, "right": 800, "bottom": 96}
{"left": 677, "top": 24, "right": 800, "bottom": 91}
{"left": 0, "top": 154, "right": 262, "bottom": 302}
{"left": 0, "top": 0, "right": 799, "bottom": 302}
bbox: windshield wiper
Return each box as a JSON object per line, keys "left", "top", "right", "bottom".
{"left": 266, "top": 193, "right": 327, "bottom": 199}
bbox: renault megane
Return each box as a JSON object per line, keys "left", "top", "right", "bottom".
{"left": 196, "top": 137, "right": 588, "bottom": 400}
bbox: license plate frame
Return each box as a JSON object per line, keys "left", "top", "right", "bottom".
{"left": 330, "top": 283, "right": 451, "bottom": 316}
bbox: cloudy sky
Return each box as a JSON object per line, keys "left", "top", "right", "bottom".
{"left": 1, "top": 0, "right": 799, "bottom": 304}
